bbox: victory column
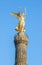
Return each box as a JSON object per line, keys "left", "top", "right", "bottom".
{"left": 11, "top": 9, "right": 28, "bottom": 65}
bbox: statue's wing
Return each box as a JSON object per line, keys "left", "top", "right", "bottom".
{"left": 11, "top": 12, "right": 20, "bottom": 18}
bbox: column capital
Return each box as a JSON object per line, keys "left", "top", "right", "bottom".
{"left": 14, "top": 32, "right": 28, "bottom": 46}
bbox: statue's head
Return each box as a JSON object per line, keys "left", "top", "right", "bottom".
{"left": 21, "top": 13, "right": 25, "bottom": 17}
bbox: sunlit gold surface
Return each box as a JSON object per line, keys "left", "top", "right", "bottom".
{"left": 11, "top": 11, "right": 26, "bottom": 32}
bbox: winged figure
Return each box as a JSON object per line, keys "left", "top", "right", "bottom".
{"left": 11, "top": 11, "right": 26, "bottom": 32}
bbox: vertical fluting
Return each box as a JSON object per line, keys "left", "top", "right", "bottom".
{"left": 14, "top": 32, "right": 28, "bottom": 65}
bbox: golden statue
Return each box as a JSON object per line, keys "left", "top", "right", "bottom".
{"left": 11, "top": 10, "right": 26, "bottom": 32}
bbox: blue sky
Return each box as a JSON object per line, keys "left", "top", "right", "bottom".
{"left": 0, "top": 0, "right": 42, "bottom": 65}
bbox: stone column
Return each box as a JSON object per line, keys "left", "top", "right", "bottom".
{"left": 14, "top": 32, "right": 28, "bottom": 65}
